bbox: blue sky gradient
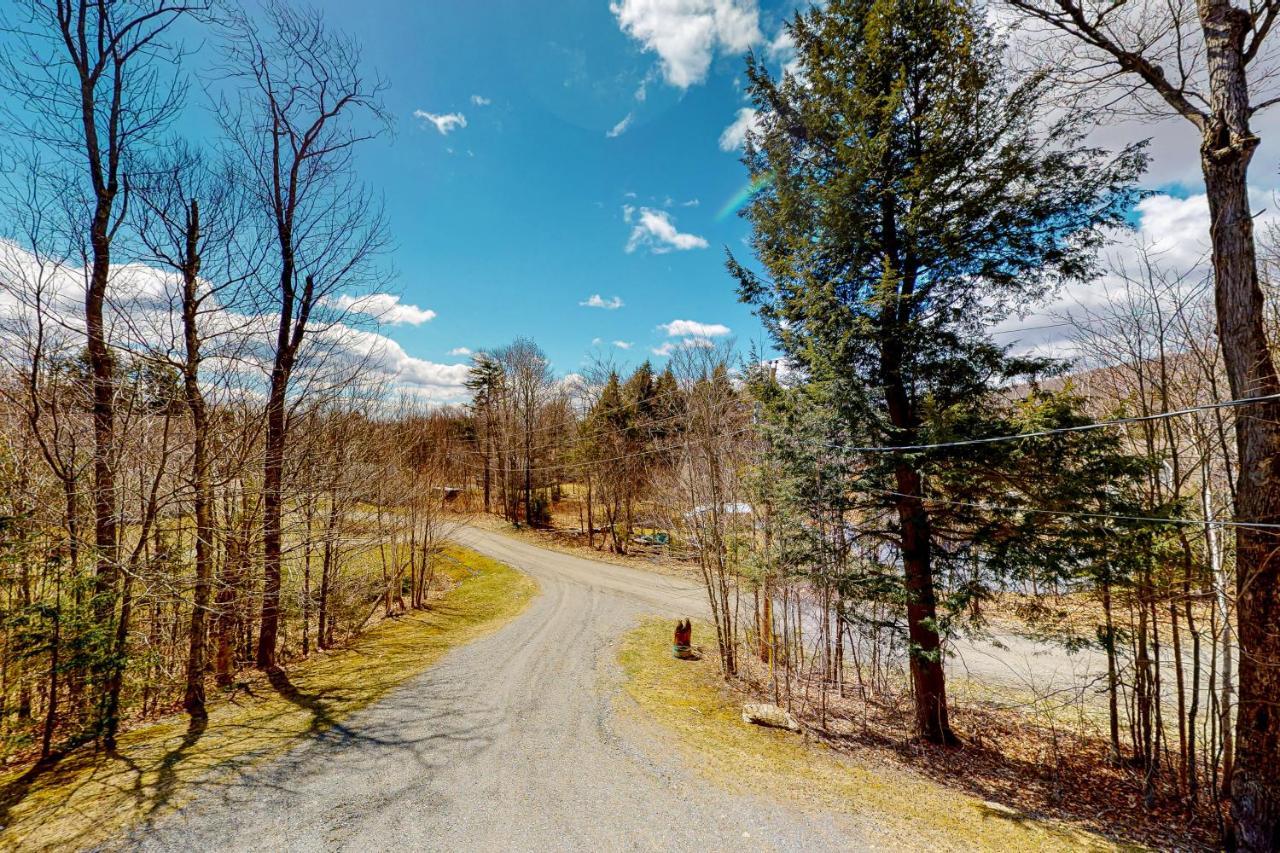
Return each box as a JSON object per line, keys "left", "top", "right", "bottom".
{"left": 312, "top": 0, "right": 803, "bottom": 377}
{"left": 3, "top": 1, "right": 1252, "bottom": 397}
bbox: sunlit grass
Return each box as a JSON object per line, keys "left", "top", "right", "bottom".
{"left": 616, "top": 617, "right": 1139, "bottom": 852}
{"left": 0, "top": 546, "right": 536, "bottom": 852}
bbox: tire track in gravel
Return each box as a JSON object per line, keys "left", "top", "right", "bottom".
{"left": 126, "top": 528, "right": 863, "bottom": 852}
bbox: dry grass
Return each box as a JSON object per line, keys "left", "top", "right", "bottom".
{"left": 0, "top": 546, "right": 536, "bottom": 852}
{"left": 616, "top": 617, "right": 1142, "bottom": 852}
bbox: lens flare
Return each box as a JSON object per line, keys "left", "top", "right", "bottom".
{"left": 715, "top": 172, "right": 774, "bottom": 222}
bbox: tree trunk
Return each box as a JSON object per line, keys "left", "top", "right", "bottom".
{"left": 482, "top": 419, "right": 492, "bottom": 514}
{"left": 39, "top": 584, "right": 59, "bottom": 760}
{"left": 1195, "top": 8, "right": 1280, "bottom": 843}
{"left": 894, "top": 463, "right": 954, "bottom": 744}
{"left": 214, "top": 512, "right": 246, "bottom": 688}
{"left": 1205, "top": 477, "right": 1234, "bottom": 791}
{"left": 257, "top": 364, "right": 289, "bottom": 671}
{"left": 586, "top": 473, "right": 594, "bottom": 549}
{"left": 101, "top": 571, "right": 132, "bottom": 750}
{"left": 87, "top": 201, "right": 119, "bottom": 725}
{"left": 181, "top": 199, "right": 212, "bottom": 721}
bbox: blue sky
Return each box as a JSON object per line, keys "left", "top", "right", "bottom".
{"left": 282, "top": 0, "right": 1280, "bottom": 391}
{"left": 5, "top": 1, "right": 1271, "bottom": 399}
{"left": 303, "top": 0, "right": 803, "bottom": 387}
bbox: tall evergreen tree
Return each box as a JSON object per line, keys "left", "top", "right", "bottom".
{"left": 729, "top": 0, "right": 1145, "bottom": 743}
{"left": 466, "top": 354, "right": 505, "bottom": 514}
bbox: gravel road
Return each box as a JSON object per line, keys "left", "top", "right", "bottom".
{"left": 124, "top": 528, "right": 863, "bottom": 852}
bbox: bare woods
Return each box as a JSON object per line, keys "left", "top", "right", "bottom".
{"left": 0, "top": 1, "right": 463, "bottom": 762}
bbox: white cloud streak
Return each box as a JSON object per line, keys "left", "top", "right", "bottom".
{"left": 606, "top": 112, "right": 635, "bottom": 138}
{"left": 581, "top": 294, "right": 625, "bottom": 309}
{"left": 413, "top": 110, "right": 467, "bottom": 135}
{"left": 625, "top": 208, "right": 708, "bottom": 253}
{"left": 327, "top": 292, "right": 437, "bottom": 325}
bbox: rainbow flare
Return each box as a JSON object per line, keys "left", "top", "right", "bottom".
{"left": 715, "top": 172, "right": 774, "bottom": 222}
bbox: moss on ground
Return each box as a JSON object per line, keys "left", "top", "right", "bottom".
{"left": 616, "top": 618, "right": 1142, "bottom": 852}
{"left": 0, "top": 546, "right": 536, "bottom": 852}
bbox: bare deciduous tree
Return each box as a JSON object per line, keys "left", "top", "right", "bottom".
{"left": 217, "top": 0, "right": 390, "bottom": 672}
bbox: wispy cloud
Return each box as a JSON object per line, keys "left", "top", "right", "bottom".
{"left": 611, "top": 0, "right": 762, "bottom": 88}
{"left": 449, "top": 346, "right": 473, "bottom": 356}
{"left": 613, "top": 340, "right": 633, "bottom": 350}
{"left": 414, "top": 110, "right": 467, "bottom": 135}
{"left": 625, "top": 208, "right": 708, "bottom": 254}
{"left": 581, "top": 294, "right": 625, "bottom": 310}
{"left": 470, "top": 94, "right": 491, "bottom": 106}
{"left": 606, "top": 112, "right": 634, "bottom": 138}
{"left": 328, "top": 293, "right": 437, "bottom": 325}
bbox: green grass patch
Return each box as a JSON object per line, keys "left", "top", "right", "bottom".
{"left": 0, "top": 546, "right": 536, "bottom": 852}
{"left": 617, "top": 618, "right": 1138, "bottom": 852}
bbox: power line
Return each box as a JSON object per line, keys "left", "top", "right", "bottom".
{"left": 862, "top": 486, "right": 1280, "bottom": 531}
{"left": 833, "top": 393, "right": 1279, "bottom": 454}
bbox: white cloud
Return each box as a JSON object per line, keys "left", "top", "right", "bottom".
{"left": 625, "top": 207, "right": 709, "bottom": 253}
{"left": 413, "top": 110, "right": 467, "bottom": 135}
{"left": 322, "top": 325, "right": 472, "bottom": 401}
{"left": 581, "top": 293, "right": 625, "bottom": 309}
{"left": 592, "top": 337, "right": 604, "bottom": 346}
{"left": 607, "top": 112, "right": 635, "bottom": 138}
{"left": 470, "top": 95, "right": 491, "bottom": 106}
{"left": 650, "top": 336, "right": 716, "bottom": 357}
{"left": 0, "top": 241, "right": 471, "bottom": 403}
{"left": 613, "top": 340, "right": 634, "bottom": 349}
{"left": 449, "top": 346, "right": 473, "bottom": 356}
{"left": 718, "top": 106, "right": 760, "bottom": 151}
{"left": 661, "top": 319, "right": 731, "bottom": 337}
{"left": 766, "top": 28, "right": 794, "bottom": 60}
{"left": 989, "top": 190, "right": 1274, "bottom": 360}
{"left": 327, "top": 292, "right": 437, "bottom": 325}
{"left": 611, "top": 0, "right": 762, "bottom": 88}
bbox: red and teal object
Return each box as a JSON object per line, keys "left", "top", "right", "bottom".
{"left": 673, "top": 618, "right": 694, "bottom": 659}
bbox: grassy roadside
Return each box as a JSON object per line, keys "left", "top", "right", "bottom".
{"left": 616, "top": 618, "right": 1140, "bottom": 852}
{"left": 0, "top": 546, "right": 536, "bottom": 852}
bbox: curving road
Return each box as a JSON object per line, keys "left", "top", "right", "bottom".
{"left": 125, "top": 528, "right": 861, "bottom": 851}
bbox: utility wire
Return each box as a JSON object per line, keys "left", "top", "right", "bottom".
{"left": 835, "top": 393, "right": 1280, "bottom": 454}
{"left": 862, "top": 486, "right": 1280, "bottom": 531}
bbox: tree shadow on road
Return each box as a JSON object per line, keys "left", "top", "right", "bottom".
{"left": 266, "top": 666, "right": 351, "bottom": 740}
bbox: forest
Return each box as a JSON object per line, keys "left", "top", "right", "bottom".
{"left": 2, "top": 0, "right": 1280, "bottom": 850}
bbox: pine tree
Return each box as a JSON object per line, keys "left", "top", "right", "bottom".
{"left": 729, "top": 0, "right": 1145, "bottom": 743}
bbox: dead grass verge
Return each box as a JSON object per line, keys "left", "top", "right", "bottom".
{"left": 0, "top": 546, "right": 536, "bottom": 852}
{"left": 617, "top": 617, "right": 1155, "bottom": 852}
